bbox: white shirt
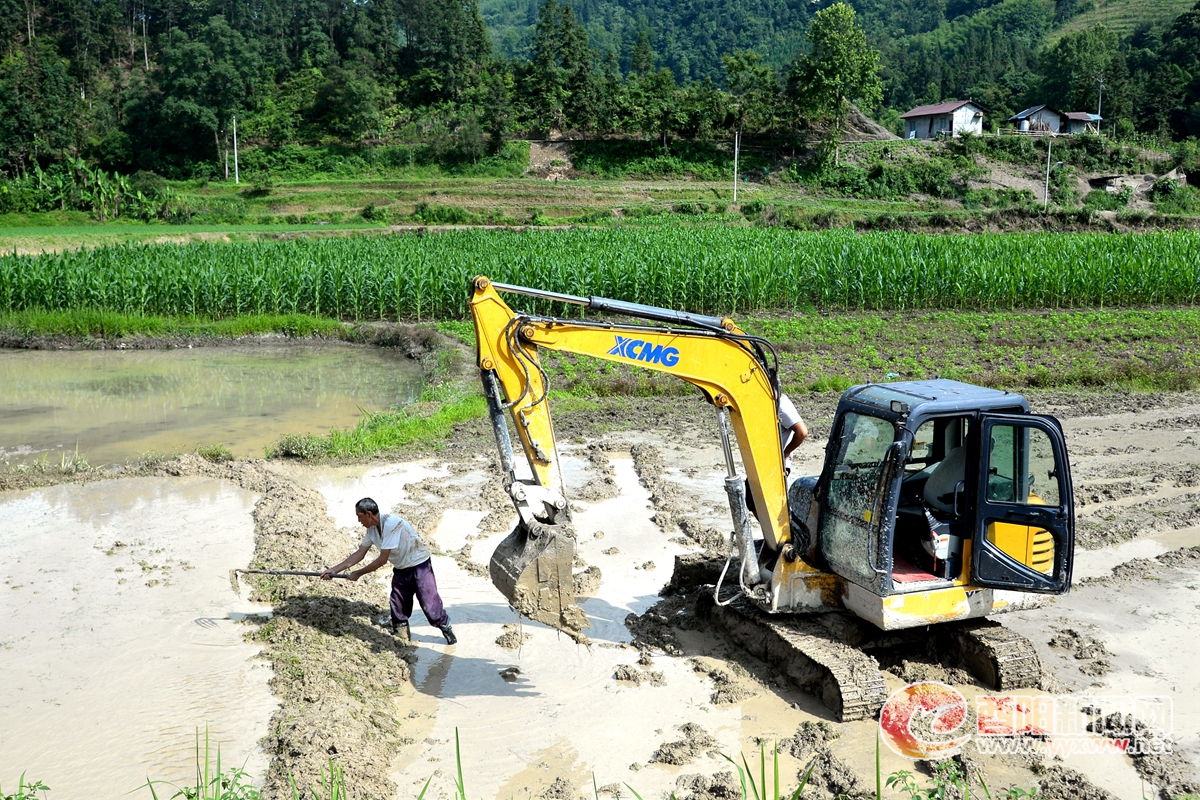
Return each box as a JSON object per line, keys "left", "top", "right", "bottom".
{"left": 778, "top": 394, "right": 805, "bottom": 468}
{"left": 360, "top": 514, "right": 431, "bottom": 570}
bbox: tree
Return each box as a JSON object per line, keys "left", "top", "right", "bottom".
{"left": 528, "top": 0, "right": 599, "bottom": 133}
{"left": 397, "top": 0, "right": 490, "bottom": 105}
{"left": 630, "top": 29, "right": 653, "bottom": 76}
{"left": 155, "top": 17, "right": 259, "bottom": 176}
{"left": 788, "top": 2, "right": 882, "bottom": 165}
{"left": 723, "top": 50, "right": 778, "bottom": 135}
{"left": 1037, "top": 25, "right": 1130, "bottom": 126}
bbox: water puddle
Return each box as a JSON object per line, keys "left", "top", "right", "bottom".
{"left": 0, "top": 343, "right": 422, "bottom": 465}
{"left": 0, "top": 476, "right": 276, "bottom": 796}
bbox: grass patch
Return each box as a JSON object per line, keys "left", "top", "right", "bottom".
{"left": 746, "top": 308, "right": 1200, "bottom": 393}
{"left": 0, "top": 310, "right": 348, "bottom": 340}
{"left": 268, "top": 388, "right": 486, "bottom": 459}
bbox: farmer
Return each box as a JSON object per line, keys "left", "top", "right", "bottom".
{"left": 321, "top": 497, "right": 457, "bottom": 645}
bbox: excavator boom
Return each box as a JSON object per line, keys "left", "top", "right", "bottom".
{"left": 469, "top": 276, "right": 794, "bottom": 636}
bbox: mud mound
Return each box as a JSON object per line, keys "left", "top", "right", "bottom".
{"left": 652, "top": 722, "right": 718, "bottom": 766}
{"left": 691, "top": 662, "right": 753, "bottom": 705}
{"left": 674, "top": 770, "right": 741, "bottom": 800}
{"left": 573, "top": 444, "right": 619, "bottom": 501}
{"left": 1038, "top": 765, "right": 1119, "bottom": 800}
{"left": 613, "top": 664, "right": 666, "bottom": 686}
{"left": 625, "top": 592, "right": 703, "bottom": 656}
{"left": 496, "top": 622, "right": 531, "bottom": 650}
{"left": 1048, "top": 627, "right": 1112, "bottom": 677}
{"left": 793, "top": 748, "right": 866, "bottom": 799}
{"left": 573, "top": 565, "right": 602, "bottom": 596}
{"left": 541, "top": 776, "right": 576, "bottom": 799}
{"left": 887, "top": 659, "right": 977, "bottom": 686}
{"left": 780, "top": 722, "right": 868, "bottom": 800}
{"left": 1089, "top": 712, "right": 1200, "bottom": 799}
{"left": 783, "top": 721, "right": 839, "bottom": 760}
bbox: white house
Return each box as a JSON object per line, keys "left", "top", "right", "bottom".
{"left": 899, "top": 100, "right": 987, "bottom": 139}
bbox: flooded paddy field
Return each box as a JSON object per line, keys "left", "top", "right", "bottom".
{"left": 0, "top": 343, "right": 422, "bottom": 465}
{"left": 2, "top": 387, "right": 1199, "bottom": 799}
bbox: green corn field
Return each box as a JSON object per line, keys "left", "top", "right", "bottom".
{"left": 2, "top": 229, "right": 1198, "bottom": 319}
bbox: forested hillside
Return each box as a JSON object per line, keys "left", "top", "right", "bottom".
{"left": 2, "top": 0, "right": 1199, "bottom": 181}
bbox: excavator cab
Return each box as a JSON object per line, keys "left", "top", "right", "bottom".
{"left": 786, "top": 380, "right": 1075, "bottom": 630}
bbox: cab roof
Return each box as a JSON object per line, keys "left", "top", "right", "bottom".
{"left": 842, "top": 379, "right": 1029, "bottom": 419}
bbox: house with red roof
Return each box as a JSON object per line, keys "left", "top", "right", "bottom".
{"left": 899, "top": 100, "right": 987, "bottom": 139}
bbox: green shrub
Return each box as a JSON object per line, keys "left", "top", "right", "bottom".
{"left": 1083, "top": 186, "right": 1133, "bottom": 211}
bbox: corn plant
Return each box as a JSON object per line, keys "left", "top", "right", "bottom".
{"left": 2, "top": 230, "right": 1198, "bottom": 322}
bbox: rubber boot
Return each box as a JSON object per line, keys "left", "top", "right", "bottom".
{"left": 440, "top": 625, "right": 457, "bottom": 645}
{"left": 392, "top": 622, "right": 411, "bottom": 644}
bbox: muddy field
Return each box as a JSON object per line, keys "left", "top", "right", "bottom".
{"left": 3, "top": 389, "right": 1200, "bottom": 799}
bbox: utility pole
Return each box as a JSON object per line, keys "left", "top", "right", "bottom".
{"left": 733, "top": 128, "right": 740, "bottom": 203}
{"left": 233, "top": 116, "right": 239, "bottom": 185}
{"left": 1044, "top": 139, "right": 1062, "bottom": 211}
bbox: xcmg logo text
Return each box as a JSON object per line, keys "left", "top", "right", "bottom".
{"left": 608, "top": 335, "right": 680, "bottom": 367}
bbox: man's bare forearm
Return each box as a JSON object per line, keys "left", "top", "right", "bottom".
{"left": 352, "top": 553, "right": 390, "bottom": 578}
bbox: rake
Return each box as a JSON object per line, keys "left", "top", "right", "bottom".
{"left": 228, "top": 569, "right": 353, "bottom": 596}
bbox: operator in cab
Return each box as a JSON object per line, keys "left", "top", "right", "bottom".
{"left": 747, "top": 393, "right": 808, "bottom": 522}
{"left": 778, "top": 393, "right": 808, "bottom": 473}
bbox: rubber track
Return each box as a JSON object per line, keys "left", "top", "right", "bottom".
{"left": 708, "top": 597, "right": 888, "bottom": 722}
{"left": 941, "top": 619, "right": 1043, "bottom": 690}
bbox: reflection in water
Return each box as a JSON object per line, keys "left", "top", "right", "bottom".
{"left": 0, "top": 344, "right": 422, "bottom": 464}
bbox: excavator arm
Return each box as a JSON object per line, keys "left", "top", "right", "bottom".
{"left": 470, "top": 276, "right": 797, "bottom": 637}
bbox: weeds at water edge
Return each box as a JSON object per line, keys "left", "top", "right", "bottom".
{"left": 140, "top": 729, "right": 260, "bottom": 800}
{"left": 1, "top": 774, "right": 50, "bottom": 800}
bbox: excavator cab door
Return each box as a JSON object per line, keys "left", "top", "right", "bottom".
{"left": 972, "top": 414, "right": 1074, "bottom": 594}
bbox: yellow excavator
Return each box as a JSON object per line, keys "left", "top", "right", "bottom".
{"left": 470, "top": 277, "right": 1076, "bottom": 720}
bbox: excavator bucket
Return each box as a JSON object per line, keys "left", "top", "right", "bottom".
{"left": 490, "top": 520, "right": 590, "bottom": 641}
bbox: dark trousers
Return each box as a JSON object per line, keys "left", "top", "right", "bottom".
{"left": 390, "top": 558, "right": 449, "bottom": 629}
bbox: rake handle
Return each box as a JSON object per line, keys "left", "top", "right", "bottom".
{"left": 238, "top": 569, "right": 355, "bottom": 580}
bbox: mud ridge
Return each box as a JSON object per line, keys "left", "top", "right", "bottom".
{"left": 1088, "top": 712, "right": 1200, "bottom": 799}
{"left": 630, "top": 443, "right": 726, "bottom": 555}
{"left": 1080, "top": 545, "right": 1200, "bottom": 586}
{"left": 157, "top": 454, "right": 413, "bottom": 800}
{"left": 572, "top": 443, "right": 619, "bottom": 502}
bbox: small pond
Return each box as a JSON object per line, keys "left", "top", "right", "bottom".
{"left": 0, "top": 343, "right": 423, "bottom": 465}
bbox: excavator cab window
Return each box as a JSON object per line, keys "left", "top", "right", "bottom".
{"left": 820, "top": 412, "right": 899, "bottom": 590}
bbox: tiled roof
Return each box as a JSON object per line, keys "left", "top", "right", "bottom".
{"left": 900, "top": 100, "right": 978, "bottom": 119}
